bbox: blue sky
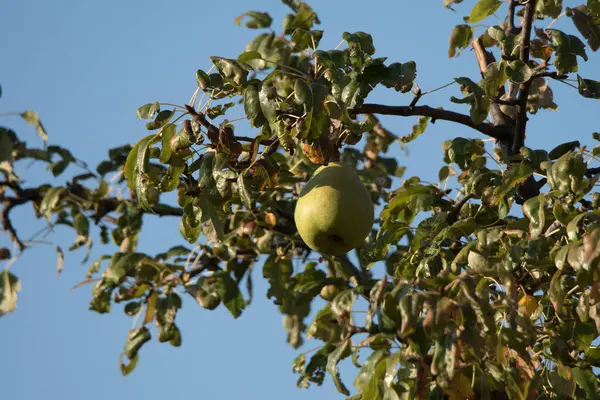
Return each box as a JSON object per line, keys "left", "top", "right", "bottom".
{"left": 1, "top": 1, "right": 599, "bottom": 399}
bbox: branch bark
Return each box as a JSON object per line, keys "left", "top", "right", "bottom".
{"left": 353, "top": 104, "right": 511, "bottom": 141}
{"left": 513, "top": 0, "right": 538, "bottom": 154}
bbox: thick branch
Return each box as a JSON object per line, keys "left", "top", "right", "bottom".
{"left": 353, "top": 104, "right": 511, "bottom": 140}
{"left": 513, "top": 0, "right": 538, "bottom": 154}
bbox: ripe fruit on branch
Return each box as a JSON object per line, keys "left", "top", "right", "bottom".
{"left": 294, "top": 162, "right": 374, "bottom": 256}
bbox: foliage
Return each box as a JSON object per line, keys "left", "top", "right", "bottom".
{"left": 2, "top": 0, "right": 600, "bottom": 398}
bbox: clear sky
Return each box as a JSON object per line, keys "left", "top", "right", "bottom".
{"left": 1, "top": 1, "right": 599, "bottom": 399}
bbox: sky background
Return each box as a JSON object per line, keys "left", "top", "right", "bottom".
{"left": 1, "top": 1, "right": 599, "bottom": 399}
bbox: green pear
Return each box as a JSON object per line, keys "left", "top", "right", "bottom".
{"left": 294, "top": 162, "right": 374, "bottom": 256}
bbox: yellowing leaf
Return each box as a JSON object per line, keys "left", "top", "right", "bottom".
{"left": 518, "top": 294, "right": 539, "bottom": 319}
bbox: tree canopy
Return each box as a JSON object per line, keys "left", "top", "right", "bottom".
{"left": 2, "top": 0, "right": 600, "bottom": 398}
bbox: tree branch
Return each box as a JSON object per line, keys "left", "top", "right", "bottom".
{"left": 1, "top": 199, "right": 26, "bottom": 252}
{"left": 507, "top": 1, "right": 522, "bottom": 35}
{"left": 513, "top": 0, "right": 538, "bottom": 154}
{"left": 353, "top": 104, "right": 511, "bottom": 141}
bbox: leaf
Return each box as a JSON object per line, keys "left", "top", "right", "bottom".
{"left": 327, "top": 339, "right": 351, "bottom": 395}
{"left": 448, "top": 24, "right": 474, "bottom": 58}
{"left": 134, "top": 134, "right": 160, "bottom": 212}
{"left": 234, "top": 11, "right": 272, "bottom": 29}
{"left": 577, "top": 75, "right": 600, "bottom": 99}
{"left": 136, "top": 102, "right": 160, "bottom": 119}
{"left": 198, "top": 192, "right": 225, "bottom": 242}
{"left": 124, "top": 326, "right": 151, "bottom": 360}
{"left": 523, "top": 194, "right": 546, "bottom": 239}
{"left": 451, "top": 77, "right": 490, "bottom": 124}
{"left": 146, "top": 110, "right": 174, "bottom": 130}
{"left": 549, "top": 29, "right": 589, "bottom": 74}
{"left": 291, "top": 29, "right": 323, "bottom": 52}
{"left": 262, "top": 255, "right": 293, "bottom": 305}
{"left": 380, "top": 62, "right": 417, "bottom": 93}
{"left": 124, "top": 134, "right": 155, "bottom": 192}
{"left": 20, "top": 110, "right": 48, "bottom": 143}
{"left": 567, "top": 6, "right": 600, "bottom": 52}
{"left": 104, "top": 252, "right": 146, "bottom": 285}
{"left": 119, "top": 353, "right": 139, "bottom": 376}
{"left": 238, "top": 50, "right": 262, "bottom": 63}
{"left": 506, "top": 60, "right": 533, "bottom": 84}
{"left": 212, "top": 271, "right": 246, "bottom": 318}
{"left": 0, "top": 270, "right": 21, "bottom": 317}
{"left": 243, "top": 83, "right": 265, "bottom": 127}
{"left": 159, "top": 124, "right": 175, "bottom": 163}
{"left": 571, "top": 367, "right": 600, "bottom": 399}
{"left": 482, "top": 62, "right": 507, "bottom": 97}
{"left": 399, "top": 116, "right": 430, "bottom": 143}
{"left": 210, "top": 56, "right": 252, "bottom": 86}
{"left": 343, "top": 31, "right": 376, "bottom": 55}
{"left": 39, "top": 187, "right": 66, "bottom": 221}
{"left": 469, "top": 0, "right": 502, "bottom": 23}
{"left": 56, "top": 246, "right": 64, "bottom": 276}
{"left": 493, "top": 164, "right": 534, "bottom": 202}
{"left": 589, "top": 0, "right": 600, "bottom": 15}
{"left": 237, "top": 174, "right": 253, "bottom": 209}
{"left": 354, "top": 350, "right": 389, "bottom": 393}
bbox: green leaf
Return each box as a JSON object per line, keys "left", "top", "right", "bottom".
{"left": 210, "top": 56, "right": 252, "bottom": 86}
{"left": 291, "top": 29, "right": 323, "bottom": 52}
{"left": 21, "top": 110, "right": 48, "bottom": 143}
{"left": 159, "top": 124, "right": 175, "bottom": 163}
{"left": 119, "top": 353, "right": 139, "bottom": 376}
{"left": 39, "top": 187, "right": 66, "bottom": 221}
{"left": 263, "top": 255, "right": 293, "bottom": 305}
{"left": 237, "top": 174, "right": 253, "bottom": 209}
{"left": 0, "top": 270, "right": 21, "bottom": 317}
{"left": 234, "top": 11, "right": 272, "bottom": 29}
{"left": 482, "top": 61, "right": 507, "bottom": 96}
{"left": 523, "top": 194, "right": 546, "bottom": 239}
{"left": 468, "top": 0, "right": 502, "bottom": 23}
{"left": 354, "top": 350, "right": 389, "bottom": 393}
{"left": 124, "top": 134, "right": 156, "bottom": 192}
{"left": 577, "top": 75, "right": 600, "bottom": 99}
{"left": 124, "top": 326, "right": 151, "bottom": 360}
{"left": 104, "top": 252, "right": 146, "bottom": 285}
{"left": 380, "top": 62, "right": 417, "bottom": 93}
{"left": 589, "top": 0, "right": 600, "bottom": 15}
{"left": 505, "top": 60, "right": 533, "bottom": 84}
{"left": 198, "top": 192, "right": 225, "bottom": 242}
{"left": 212, "top": 271, "right": 246, "bottom": 318}
{"left": 146, "top": 110, "right": 174, "bottom": 130}
{"left": 327, "top": 339, "right": 351, "bottom": 395}
{"left": 343, "top": 31, "right": 375, "bottom": 55}
{"left": 451, "top": 77, "right": 490, "bottom": 124}
{"left": 238, "top": 50, "right": 262, "bottom": 63}
{"left": 572, "top": 367, "right": 600, "bottom": 399}
{"left": 135, "top": 134, "right": 160, "bottom": 212}
{"left": 448, "top": 25, "right": 474, "bottom": 58}
{"left": 549, "top": 29, "right": 588, "bottom": 74}
{"left": 136, "top": 102, "right": 160, "bottom": 119}
{"left": 493, "top": 164, "right": 534, "bottom": 202}
{"left": 537, "top": 0, "right": 563, "bottom": 18}
{"left": 567, "top": 5, "right": 600, "bottom": 52}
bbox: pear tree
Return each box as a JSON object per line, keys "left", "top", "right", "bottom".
{"left": 2, "top": 0, "right": 600, "bottom": 398}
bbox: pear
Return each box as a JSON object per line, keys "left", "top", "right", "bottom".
{"left": 294, "top": 162, "right": 374, "bottom": 256}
